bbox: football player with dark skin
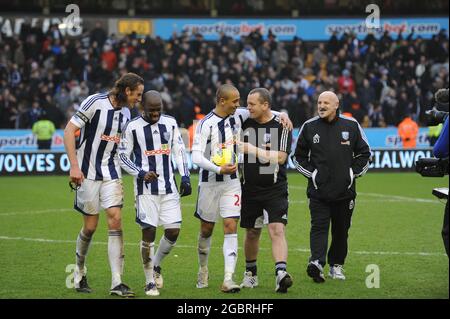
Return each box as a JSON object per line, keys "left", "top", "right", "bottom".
{"left": 139, "top": 90, "right": 191, "bottom": 243}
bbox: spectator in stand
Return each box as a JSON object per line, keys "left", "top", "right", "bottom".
{"left": 337, "top": 69, "right": 355, "bottom": 94}
{"left": 357, "top": 78, "right": 376, "bottom": 112}
{"left": 90, "top": 22, "right": 108, "bottom": 49}
{"left": 368, "top": 102, "right": 386, "bottom": 128}
{"left": 0, "top": 23, "right": 448, "bottom": 130}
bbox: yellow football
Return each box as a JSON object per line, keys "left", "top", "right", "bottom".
{"left": 212, "top": 148, "right": 237, "bottom": 166}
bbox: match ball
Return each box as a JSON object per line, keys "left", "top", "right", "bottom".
{"left": 211, "top": 148, "right": 237, "bottom": 166}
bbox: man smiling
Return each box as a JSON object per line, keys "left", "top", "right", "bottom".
{"left": 291, "top": 91, "right": 371, "bottom": 283}
{"left": 118, "top": 90, "right": 191, "bottom": 296}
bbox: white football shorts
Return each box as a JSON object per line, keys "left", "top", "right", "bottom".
{"left": 74, "top": 179, "right": 123, "bottom": 215}
{"left": 136, "top": 192, "right": 182, "bottom": 229}
{"left": 195, "top": 180, "right": 241, "bottom": 223}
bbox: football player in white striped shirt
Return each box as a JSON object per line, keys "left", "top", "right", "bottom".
{"left": 63, "top": 73, "right": 144, "bottom": 297}
{"left": 192, "top": 84, "right": 292, "bottom": 293}
{"left": 118, "top": 91, "right": 191, "bottom": 296}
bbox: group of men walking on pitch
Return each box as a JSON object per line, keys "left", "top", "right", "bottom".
{"left": 64, "top": 73, "right": 371, "bottom": 297}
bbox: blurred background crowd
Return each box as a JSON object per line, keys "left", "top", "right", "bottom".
{"left": 0, "top": 1, "right": 448, "bottom": 131}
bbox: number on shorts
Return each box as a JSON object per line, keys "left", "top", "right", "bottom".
{"left": 234, "top": 194, "right": 240, "bottom": 206}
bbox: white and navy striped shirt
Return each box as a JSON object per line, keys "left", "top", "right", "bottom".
{"left": 118, "top": 115, "right": 189, "bottom": 196}
{"left": 192, "top": 108, "right": 251, "bottom": 184}
{"left": 70, "top": 93, "right": 129, "bottom": 181}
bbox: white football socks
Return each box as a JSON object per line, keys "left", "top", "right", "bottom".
{"left": 154, "top": 236, "right": 176, "bottom": 268}
{"left": 141, "top": 240, "right": 155, "bottom": 285}
{"left": 76, "top": 229, "right": 92, "bottom": 276}
{"left": 198, "top": 233, "right": 212, "bottom": 270}
{"left": 223, "top": 233, "right": 238, "bottom": 281}
{"left": 108, "top": 230, "right": 124, "bottom": 289}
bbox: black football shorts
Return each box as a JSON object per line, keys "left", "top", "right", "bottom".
{"left": 240, "top": 190, "right": 288, "bottom": 228}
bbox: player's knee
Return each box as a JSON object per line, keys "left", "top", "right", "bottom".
{"left": 83, "top": 215, "right": 98, "bottom": 235}
{"left": 82, "top": 227, "right": 96, "bottom": 237}
{"left": 246, "top": 228, "right": 261, "bottom": 241}
{"left": 165, "top": 228, "right": 180, "bottom": 242}
{"left": 223, "top": 218, "right": 238, "bottom": 234}
{"left": 200, "top": 222, "right": 214, "bottom": 238}
{"left": 201, "top": 229, "right": 213, "bottom": 238}
{"left": 268, "top": 224, "right": 285, "bottom": 238}
{"left": 107, "top": 215, "right": 122, "bottom": 230}
{"left": 142, "top": 226, "right": 156, "bottom": 242}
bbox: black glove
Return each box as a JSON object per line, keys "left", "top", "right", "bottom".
{"left": 179, "top": 176, "right": 192, "bottom": 197}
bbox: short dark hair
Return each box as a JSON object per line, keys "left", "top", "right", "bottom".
{"left": 249, "top": 88, "right": 272, "bottom": 107}
{"left": 110, "top": 73, "right": 144, "bottom": 105}
{"left": 216, "top": 84, "right": 238, "bottom": 103}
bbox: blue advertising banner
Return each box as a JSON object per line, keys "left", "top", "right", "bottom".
{"left": 289, "top": 127, "right": 430, "bottom": 149}
{"left": 363, "top": 127, "right": 430, "bottom": 149}
{"left": 153, "top": 17, "right": 448, "bottom": 41}
{"left": 0, "top": 127, "right": 431, "bottom": 152}
{"left": 0, "top": 148, "right": 432, "bottom": 175}
{"left": 0, "top": 130, "right": 65, "bottom": 152}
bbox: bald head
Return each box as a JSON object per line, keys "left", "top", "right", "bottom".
{"left": 319, "top": 91, "right": 339, "bottom": 105}
{"left": 142, "top": 90, "right": 163, "bottom": 124}
{"left": 143, "top": 90, "right": 162, "bottom": 106}
{"left": 317, "top": 91, "right": 339, "bottom": 122}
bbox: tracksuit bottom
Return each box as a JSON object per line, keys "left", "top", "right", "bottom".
{"left": 309, "top": 197, "right": 355, "bottom": 267}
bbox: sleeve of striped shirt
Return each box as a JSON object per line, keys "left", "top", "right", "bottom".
{"left": 291, "top": 123, "right": 315, "bottom": 179}
{"left": 171, "top": 125, "right": 190, "bottom": 178}
{"left": 351, "top": 122, "right": 371, "bottom": 178}
{"left": 191, "top": 119, "right": 221, "bottom": 174}
{"left": 70, "top": 95, "right": 99, "bottom": 128}
{"left": 234, "top": 108, "right": 250, "bottom": 124}
{"left": 118, "top": 126, "right": 145, "bottom": 178}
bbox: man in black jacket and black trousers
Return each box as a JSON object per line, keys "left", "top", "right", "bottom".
{"left": 291, "top": 91, "right": 371, "bottom": 283}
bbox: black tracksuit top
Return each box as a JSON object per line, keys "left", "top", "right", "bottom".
{"left": 292, "top": 114, "right": 371, "bottom": 202}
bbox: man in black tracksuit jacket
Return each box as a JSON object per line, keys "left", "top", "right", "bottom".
{"left": 291, "top": 91, "right": 371, "bottom": 283}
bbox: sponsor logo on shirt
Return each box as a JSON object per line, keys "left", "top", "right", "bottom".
{"left": 144, "top": 144, "right": 170, "bottom": 156}
{"left": 100, "top": 134, "right": 120, "bottom": 144}
{"left": 217, "top": 139, "right": 237, "bottom": 149}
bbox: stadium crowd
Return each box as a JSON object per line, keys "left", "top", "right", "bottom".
{"left": 0, "top": 23, "right": 448, "bottom": 130}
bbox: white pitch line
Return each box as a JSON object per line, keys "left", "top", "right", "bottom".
{"left": 288, "top": 185, "right": 439, "bottom": 204}
{"left": 289, "top": 199, "right": 426, "bottom": 204}
{"left": 0, "top": 185, "right": 438, "bottom": 217}
{"left": 0, "top": 208, "right": 74, "bottom": 216}
{"left": 353, "top": 192, "right": 439, "bottom": 204}
{"left": 0, "top": 179, "right": 441, "bottom": 218}
{"left": 0, "top": 206, "right": 202, "bottom": 217}
{"left": 0, "top": 235, "right": 446, "bottom": 257}
{"left": 0, "top": 196, "right": 439, "bottom": 217}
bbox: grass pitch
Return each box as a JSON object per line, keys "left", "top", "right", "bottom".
{"left": 0, "top": 173, "right": 448, "bottom": 299}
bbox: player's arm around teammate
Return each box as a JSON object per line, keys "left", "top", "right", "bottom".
{"left": 238, "top": 88, "right": 293, "bottom": 293}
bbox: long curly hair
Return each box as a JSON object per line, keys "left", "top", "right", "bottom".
{"left": 110, "top": 73, "right": 144, "bottom": 105}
